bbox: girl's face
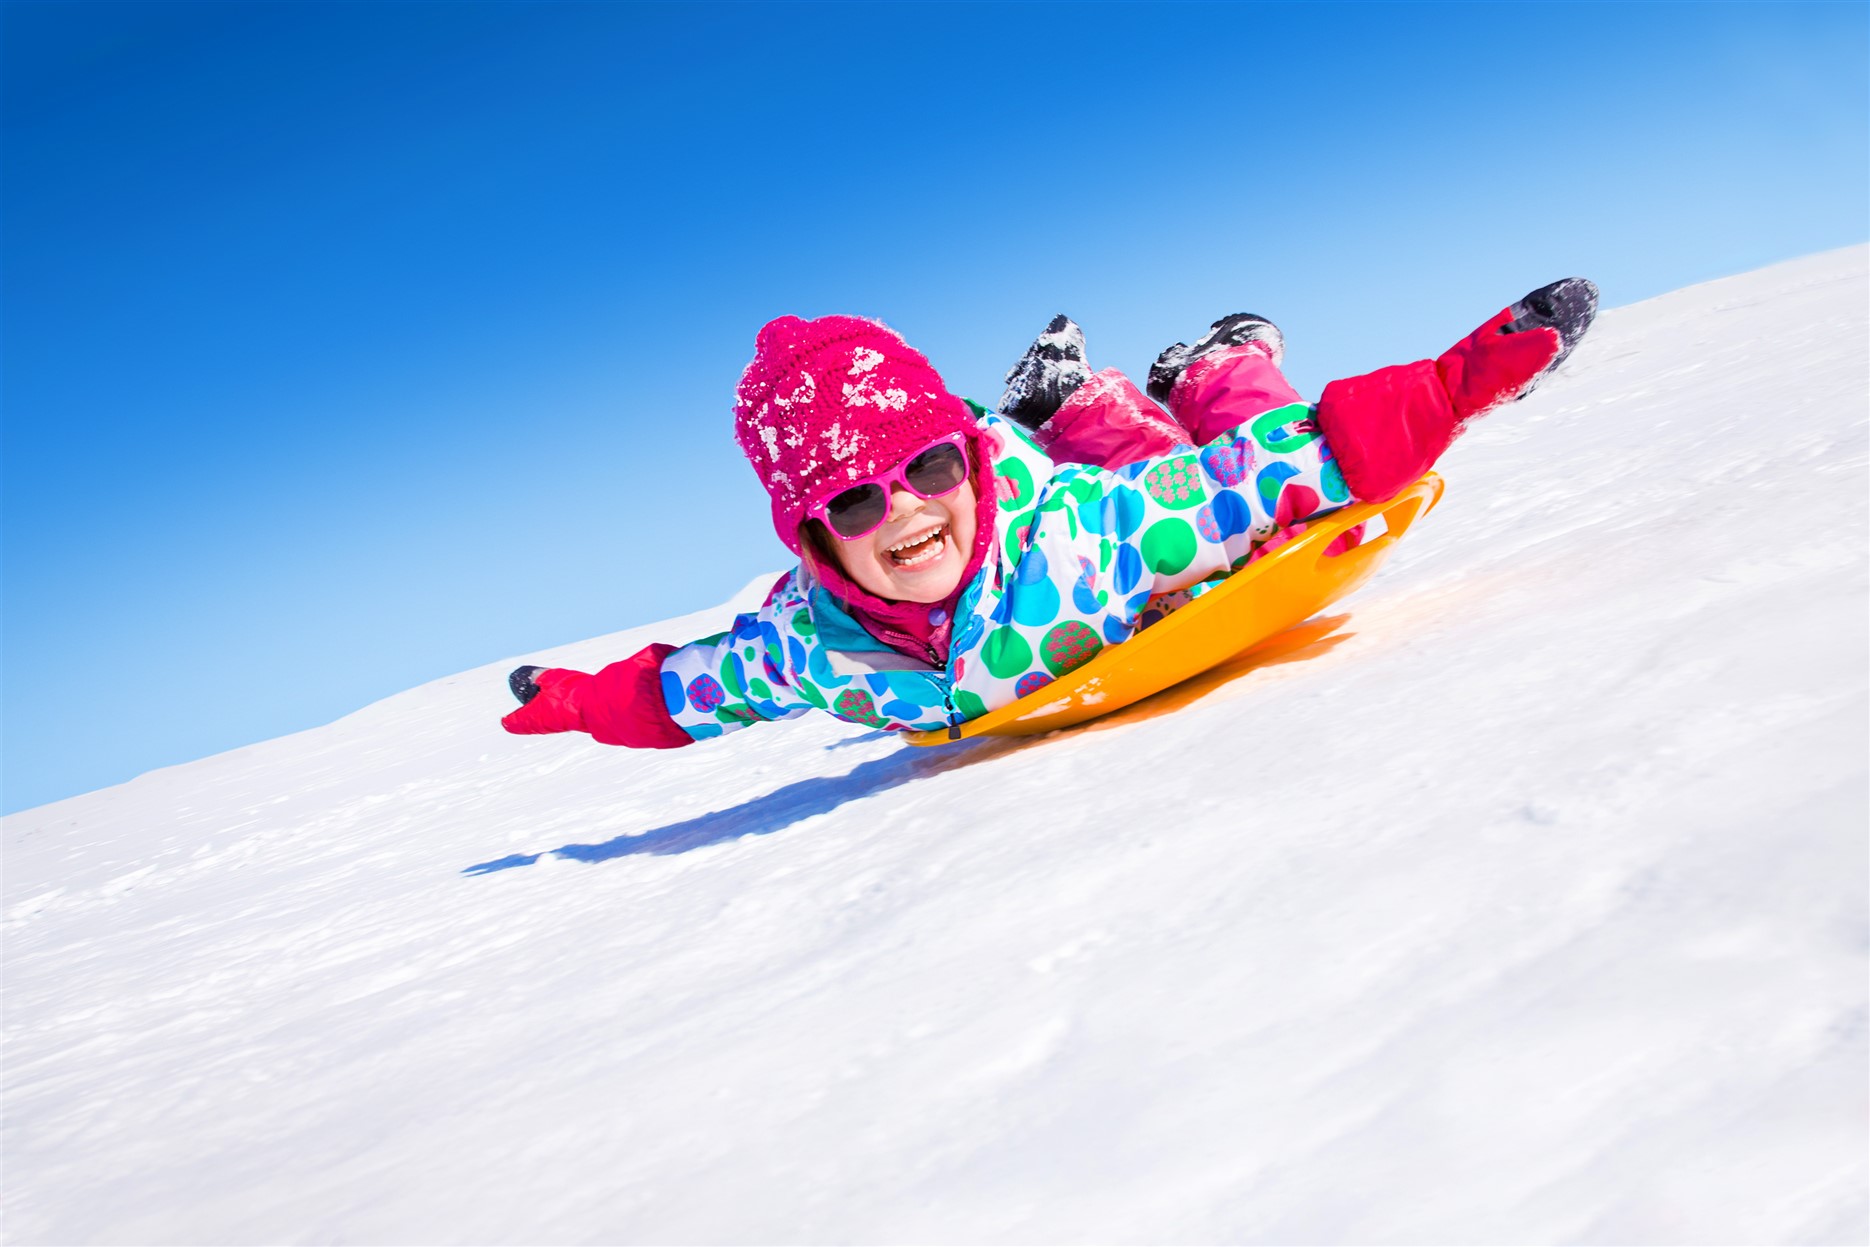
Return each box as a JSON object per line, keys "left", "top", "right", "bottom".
{"left": 826, "top": 476, "right": 978, "bottom": 604}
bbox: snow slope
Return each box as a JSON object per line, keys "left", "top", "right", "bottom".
{"left": 6, "top": 249, "right": 1867, "bottom": 1246}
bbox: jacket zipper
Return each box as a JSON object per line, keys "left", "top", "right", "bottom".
{"left": 868, "top": 625, "right": 960, "bottom": 737}
{"left": 870, "top": 625, "right": 942, "bottom": 669}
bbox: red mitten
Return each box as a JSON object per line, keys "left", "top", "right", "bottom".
{"left": 501, "top": 643, "right": 693, "bottom": 749}
{"left": 1435, "top": 307, "right": 1562, "bottom": 423}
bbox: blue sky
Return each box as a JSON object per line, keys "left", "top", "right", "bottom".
{"left": 3, "top": 1, "right": 1866, "bottom": 813}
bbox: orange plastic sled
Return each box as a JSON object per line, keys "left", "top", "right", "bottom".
{"left": 905, "top": 473, "right": 1444, "bottom": 744}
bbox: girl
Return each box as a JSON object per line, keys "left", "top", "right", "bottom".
{"left": 501, "top": 281, "right": 1597, "bottom": 746}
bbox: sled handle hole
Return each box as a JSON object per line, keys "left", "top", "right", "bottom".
{"left": 1318, "top": 484, "right": 1433, "bottom": 565}
{"left": 1318, "top": 510, "right": 1388, "bottom": 562}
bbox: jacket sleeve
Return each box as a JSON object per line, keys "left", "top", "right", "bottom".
{"left": 503, "top": 566, "right": 823, "bottom": 749}
{"left": 658, "top": 607, "right": 819, "bottom": 741}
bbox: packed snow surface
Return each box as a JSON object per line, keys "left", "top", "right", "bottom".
{"left": 6, "top": 249, "right": 1867, "bottom": 1245}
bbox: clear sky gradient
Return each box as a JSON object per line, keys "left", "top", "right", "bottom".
{"left": 4, "top": 1, "right": 1866, "bottom": 813}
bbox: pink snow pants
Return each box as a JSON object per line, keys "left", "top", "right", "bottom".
{"left": 1032, "top": 346, "right": 1304, "bottom": 468}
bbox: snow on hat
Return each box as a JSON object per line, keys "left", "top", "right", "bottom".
{"left": 733, "top": 314, "right": 980, "bottom": 554}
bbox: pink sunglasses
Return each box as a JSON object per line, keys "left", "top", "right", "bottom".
{"left": 807, "top": 433, "right": 971, "bottom": 540}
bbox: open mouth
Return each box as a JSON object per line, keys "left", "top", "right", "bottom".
{"left": 886, "top": 523, "right": 949, "bottom": 568}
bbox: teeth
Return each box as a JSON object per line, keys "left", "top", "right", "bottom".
{"left": 888, "top": 525, "right": 948, "bottom": 567}
{"left": 889, "top": 525, "right": 946, "bottom": 553}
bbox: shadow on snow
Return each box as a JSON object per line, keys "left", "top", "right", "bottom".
{"left": 461, "top": 732, "right": 1034, "bottom": 874}
{"left": 462, "top": 613, "right": 1352, "bottom": 875}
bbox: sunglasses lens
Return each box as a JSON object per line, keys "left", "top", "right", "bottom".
{"left": 823, "top": 483, "right": 889, "bottom": 539}
{"left": 904, "top": 442, "right": 968, "bottom": 497}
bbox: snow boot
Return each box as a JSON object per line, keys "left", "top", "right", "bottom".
{"left": 1146, "top": 313, "right": 1285, "bottom": 404}
{"left": 998, "top": 314, "right": 1093, "bottom": 431}
{"left": 1314, "top": 278, "right": 1600, "bottom": 503}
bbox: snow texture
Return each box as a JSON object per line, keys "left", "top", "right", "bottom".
{"left": 5, "top": 249, "right": 1867, "bottom": 1245}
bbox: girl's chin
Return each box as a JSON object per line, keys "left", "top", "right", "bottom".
{"left": 881, "top": 574, "right": 961, "bottom": 603}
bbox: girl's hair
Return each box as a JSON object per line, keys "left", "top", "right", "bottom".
{"left": 799, "top": 518, "right": 841, "bottom": 576}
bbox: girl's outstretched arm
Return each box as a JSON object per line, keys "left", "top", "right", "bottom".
{"left": 1314, "top": 278, "right": 1600, "bottom": 502}
{"left": 503, "top": 573, "right": 825, "bottom": 747}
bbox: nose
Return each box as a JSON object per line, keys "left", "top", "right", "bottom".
{"left": 885, "top": 482, "right": 925, "bottom": 523}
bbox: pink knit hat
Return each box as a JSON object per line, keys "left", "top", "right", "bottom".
{"left": 733, "top": 315, "right": 981, "bottom": 554}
